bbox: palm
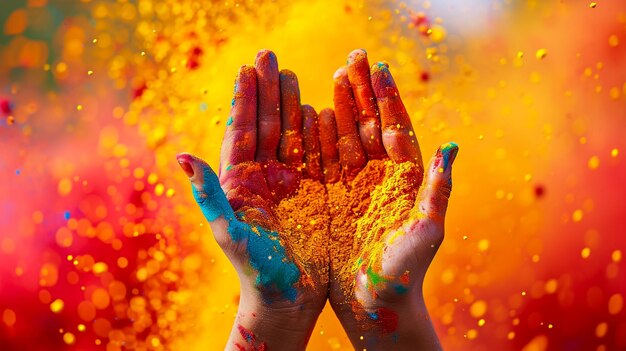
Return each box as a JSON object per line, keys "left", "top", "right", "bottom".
{"left": 329, "top": 160, "right": 426, "bottom": 303}
{"left": 178, "top": 50, "right": 329, "bottom": 309}
{"left": 317, "top": 51, "right": 458, "bottom": 334}
{"left": 217, "top": 159, "right": 328, "bottom": 306}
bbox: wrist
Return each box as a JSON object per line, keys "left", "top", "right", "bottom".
{"left": 333, "top": 291, "right": 441, "bottom": 351}
{"left": 225, "top": 290, "right": 322, "bottom": 350}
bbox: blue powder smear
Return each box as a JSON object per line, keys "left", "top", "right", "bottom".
{"left": 394, "top": 284, "right": 408, "bottom": 295}
{"left": 440, "top": 142, "right": 458, "bottom": 171}
{"left": 191, "top": 165, "right": 300, "bottom": 302}
{"left": 63, "top": 211, "right": 71, "bottom": 220}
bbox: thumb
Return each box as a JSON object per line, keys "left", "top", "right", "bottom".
{"left": 416, "top": 142, "right": 459, "bottom": 220}
{"left": 176, "top": 153, "right": 236, "bottom": 223}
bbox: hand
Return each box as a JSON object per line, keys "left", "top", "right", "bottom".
{"left": 323, "top": 49, "right": 458, "bottom": 350}
{"left": 176, "top": 50, "right": 329, "bottom": 351}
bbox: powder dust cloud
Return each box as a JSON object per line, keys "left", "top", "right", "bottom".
{"left": 0, "top": 0, "right": 625, "bottom": 350}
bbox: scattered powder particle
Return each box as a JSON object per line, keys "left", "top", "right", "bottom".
{"left": 588, "top": 156, "right": 600, "bottom": 169}
{"left": 581, "top": 247, "right": 591, "bottom": 259}
{"left": 50, "top": 299, "right": 64, "bottom": 313}
{"left": 535, "top": 49, "right": 547, "bottom": 60}
{"left": 572, "top": 209, "right": 583, "bottom": 222}
{"left": 470, "top": 300, "right": 487, "bottom": 318}
{"left": 2, "top": 309, "right": 16, "bottom": 327}
{"left": 608, "top": 294, "right": 623, "bottom": 315}
{"left": 612, "top": 250, "right": 622, "bottom": 262}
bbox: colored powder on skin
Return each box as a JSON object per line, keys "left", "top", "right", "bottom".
{"left": 326, "top": 159, "right": 422, "bottom": 299}
{"left": 195, "top": 162, "right": 332, "bottom": 300}
{"left": 326, "top": 160, "right": 387, "bottom": 295}
{"left": 440, "top": 142, "right": 458, "bottom": 171}
{"left": 354, "top": 160, "right": 421, "bottom": 275}
{"left": 238, "top": 324, "right": 256, "bottom": 342}
{"left": 193, "top": 165, "right": 300, "bottom": 302}
{"left": 235, "top": 325, "right": 268, "bottom": 351}
{"left": 275, "top": 179, "right": 330, "bottom": 289}
{"left": 369, "top": 307, "right": 399, "bottom": 334}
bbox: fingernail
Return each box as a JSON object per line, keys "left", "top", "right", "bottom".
{"left": 347, "top": 48, "right": 367, "bottom": 64}
{"left": 439, "top": 142, "right": 459, "bottom": 171}
{"left": 176, "top": 154, "right": 195, "bottom": 177}
{"left": 333, "top": 66, "right": 348, "bottom": 80}
{"left": 372, "top": 61, "right": 389, "bottom": 72}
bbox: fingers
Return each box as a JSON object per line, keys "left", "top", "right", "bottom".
{"left": 370, "top": 62, "right": 423, "bottom": 167}
{"left": 177, "top": 153, "right": 235, "bottom": 220}
{"left": 302, "top": 105, "right": 322, "bottom": 181}
{"left": 333, "top": 67, "right": 367, "bottom": 179}
{"left": 415, "top": 143, "right": 459, "bottom": 220}
{"left": 220, "top": 65, "right": 258, "bottom": 175}
{"left": 346, "top": 49, "right": 386, "bottom": 160}
{"left": 318, "top": 108, "right": 341, "bottom": 183}
{"left": 254, "top": 50, "right": 281, "bottom": 162}
{"left": 278, "top": 70, "right": 304, "bottom": 166}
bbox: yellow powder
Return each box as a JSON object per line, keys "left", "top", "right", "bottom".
{"left": 237, "top": 160, "right": 421, "bottom": 298}
{"left": 326, "top": 160, "right": 422, "bottom": 299}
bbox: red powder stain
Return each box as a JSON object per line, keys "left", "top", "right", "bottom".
{"left": 234, "top": 326, "right": 268, "bottom": 351}
{"left": 420, "top": 71, "right": 430, "bottom": 82}
{"left": 433, "top": 151, "right": 443, "bottom": 169}
{"left": 399, "top": 271, "right": 410, "bottom": 285}
{"left": 238, "top": 324, "right": 256, "bottom": 342}
{"left": 376, "top": 307, "right": 399, "bottom": 334}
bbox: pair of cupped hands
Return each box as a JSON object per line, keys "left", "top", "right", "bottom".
{"left": 177, "top": 49, "right": 458, "bottom": 350}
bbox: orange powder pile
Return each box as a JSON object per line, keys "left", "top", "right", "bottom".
{"left": 276, "top": 179, "right": 331, "bottom": 288}
{"left": 239, "top": 160, "right": 421, "bottom": 297}
{"left": 326, "top": 160, "right": 387, "bottom": 284}
{"left": 326, "top": 159, "right": 422, "bottom": 299}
